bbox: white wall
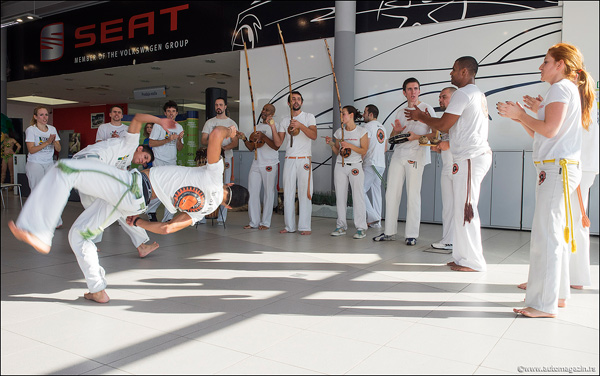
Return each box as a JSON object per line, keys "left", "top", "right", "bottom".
{"left": 562, "top": 1, "right": 599, "bottom": 83}
{"left": 7, "top": 101, "right": 54, "bottom": 127}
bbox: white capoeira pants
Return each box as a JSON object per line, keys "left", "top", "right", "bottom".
{"left": 217, "top": 155, "right": 233, "bottom": 223}
{"left": 384, "top": 158, "right": 425, "bottom": 238}
{"left": 440, "top": 172, "right": 454, "bottom": 245}
{"left": 283, "top": 157, "right": 313, "bottom": 232}
{"left": 247, "top": 161, "right": 278, "bottom": 228}
{"left": 26, "top": 160, "right": 62, "bottom": 227}
{"left": 526, "top": 161, "right": 581, "bottom": 314}
{"left": 334, "top": 163, "right": 367, "bottom": 231}
{"left": 16, "top": 159, "right": 148, "bottom": 293}
{"left": 80, "top": 192, "right": 149, "bottom": 248}
{"left": 568, "top": 171, "right": 596, "bottom": 286}
{"left": 364, "top": 165, "right": 384, "bottom": 224}
{"left": 451, "top": 152, "right": 492, "bottom": 272}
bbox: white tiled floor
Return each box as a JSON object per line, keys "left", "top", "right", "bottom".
{"left": 1, "top": 194, "right": 598, "bottom": 375}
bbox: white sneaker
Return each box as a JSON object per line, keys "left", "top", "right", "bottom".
{"left": 431, "top": 242, "right": 453, "bottom": 250}
{"left": 373, "top": 233, "right": 395, "bottom": 242}
{"left": 353, "top": 229, "right": 366, "bottom": 239}
{"left": 330, "top": 227, "right": 346, "bottom": 236}
{"left": 368, "top": 221, "right": 381, "bottom": 229}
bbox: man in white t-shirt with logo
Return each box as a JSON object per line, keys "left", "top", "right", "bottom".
{"left": 279, "top": 91, "right": 317, "bottom": 235}
{"left": 9, "top": 125, "right": 249, "bottom": 304}
{"left": 201, "top": 97, "right": 240, "bottom": 225}
{"left": 430, "top": 86, "right": 457, "bottom": 253}
{"left": 362, "top": 104, "right": 387, "bottom": 229}
{"left": 146, "top": 100, "right": 185, "bottom": 222}
{"left": 95, "top": 105, "right": 128, "bottom": 142}
{"left": 406, "top": 56, "right": 492, "bottom": 272}
{"left": 238, "top": 103, "right": 284, "bottom": 230}
{"left": 373, "top": 78, "right": 436, "bottom": 246}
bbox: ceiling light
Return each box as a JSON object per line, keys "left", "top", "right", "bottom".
{"left": 8, "top": 95, "right": 78, "bottom": 106}
{"left": 184, "top": 103, "right": 206, "bottom": 110}
{"left": 1, "top": 13, "right": 41, "bottom": 28}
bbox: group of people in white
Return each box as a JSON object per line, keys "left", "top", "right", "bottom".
{"left": 8, "top": 44, "right": 597, "bottom": 319}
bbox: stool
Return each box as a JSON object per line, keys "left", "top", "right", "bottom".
{"left": 1, "top": 183, "right": 23, "bottom": 209}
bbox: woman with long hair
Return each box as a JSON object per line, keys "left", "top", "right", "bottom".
{"left": 497, "top": 43, "right": 594, "bottom": 318}
{"left": 325, "top": 105, "right": 369, "bottom": 239}
{"left": 25, "top": 106, "right": 63, "bottom": 227}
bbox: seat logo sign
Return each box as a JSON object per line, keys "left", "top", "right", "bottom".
{"left": 40, "top": 23, "right": 64, "bottom": 62}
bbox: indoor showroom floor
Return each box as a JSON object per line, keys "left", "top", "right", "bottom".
{"left": 1, "top": 194, "right": 598, "bottom": 375}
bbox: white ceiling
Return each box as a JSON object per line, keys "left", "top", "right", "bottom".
{"left": 3, "top": 1, "right": 241, "bottom": 113}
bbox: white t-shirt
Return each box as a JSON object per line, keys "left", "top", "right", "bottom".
{"left": 581, "top": 100, "right": 599, "bottom": 174}
{"left": 95, "top": 123, "right": 129, "bottom": 141}
{"left": 25, "top": 125, "right": 60, "bottom": 164}
{"left": 333, "top": 126, "right": 367, "bottom": 164}
{"left": 362, "top": 120, "right": 386, "bottom": 168}
{"left": 280, "top": 111, "right": 316, "bottom": 157}
{"left": 75, "top": 131, "right": 139, "bottom": 170}
{"left": 253, "top": 121, "right": 281, "bottom": 167}
{"left": 150, "top": 121, "right": 184, "bottom": 165}
{"left": 202, "top": 117, "right": 238, "bottom": 159}
{"left": 445, "top": 84, "right": 491, "bottom": 161}
{"left": 533, "top": 79, "right": 582, "bottom": 162}
{"left": 391, "top": 102, "right": 435, "bottom": 165}
{"left": 150, "top": 159, "right": 225, "bottom": 223}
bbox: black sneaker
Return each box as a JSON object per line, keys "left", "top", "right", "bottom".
{"left": 373, "top": 233, "right": 396, "bottom": 241}
{"left": 405, "top": 238, "right": 417, "bottom": 246}
{"left": 148, "top": 213, "right": 158, "bottom": 222}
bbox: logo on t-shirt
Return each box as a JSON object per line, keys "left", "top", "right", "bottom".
{"left": 266, "top": 166, "right": 272, "bottom": 172}
{"left": 452, "top": 163, "right": 459, "bottom": 175}
{"left": 376, "top": 129, "right": 385, "bottom": 144}
{"left": 351, "top": 168, "right": 359, "bottom": 176}
{"left": 538, "top": 171, "right": 546, "bottom": 185}
{"left": 173, "top": 186, "right": 205, "bottom": 212}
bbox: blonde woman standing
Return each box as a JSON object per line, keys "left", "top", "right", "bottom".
{"left": 497, "top": 43, "right": 594, "bottom": 318}
{"left": 25, "top": 106, "right": 62, "bottom": 227}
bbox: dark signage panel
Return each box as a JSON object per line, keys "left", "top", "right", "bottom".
{"left": 6, "top": 1, "right": 556, "bottom": 81}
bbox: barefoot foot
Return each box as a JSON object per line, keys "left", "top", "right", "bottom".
{"left": 451, "top": 265, "right": 478, "bottom": 272}
{"left": 300, "top": 231, "right": 312, "bottom": 235}
{"left": 243, "top": 225, "right": 255, "bottom": 229}
{"left": 259, "top": 225, "right": 269, "bottom": 230}
{"left": 570, "top": 285, "right": 583, "bottom": 290}
{"left": 280, "top": 229, "right": 295, "bottom": 234}
{"left": 513, "top": 307, "right": 555, "bottom": 318}
{"left": 558, "top": 299, "right": 566, "bottom": 308}
{"left": 138, "top": 242, "right": 159, "bottom": 258}
{"left": 8, "top": 221, "right": 51, "bottom": 254}
{"left": 446, "top": 261, "right": 457, "bottom": 267}
{"left": 84, "top": 290, "right": 110, "bottom": 303}
{"left": 517, "top": 282, "right": 527, "bottom": 290}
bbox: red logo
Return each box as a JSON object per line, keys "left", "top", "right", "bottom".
{"left": 538, "top": 171, "right": 546, "bottom": 185}
{"left": 376, "top": 129, "right": 385, "bottom": 143}
{"left": 266, "top": 166, "right": 272, "bottom": 172}
{"left": 408, "top": 160, "right": 415, "bottom": 164}
{"left": 452, "top": 163, "right": 459, "bottom": 174}
{"left": 303, "top": 163, "right": 310, "bottom": 171}
{"left": 40, "top": 23, "right": 64, "bottom": 62}
{"left": 351, "top": 168, "right": 359, "bottom": 176}
{"left": 173, "top": 186, "right": 205, "bottom": 212}
{"left": 225, "top": 162, "right": 230, "bottom": 169}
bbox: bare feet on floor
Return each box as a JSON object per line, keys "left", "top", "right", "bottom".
{"left": 451, "top": 265, "right": 477, "bottom": 272}
{"left": 570, "top": 285, "right": 583, "bottom": 290}
{"left": 243, "top": 225, "right": 255, "bottom": 229}
{"left": 513, "top": 307, "right": 556, "bottom": 318}
{"left": 446, "top": 261, "right": 457, "bottom": 267}
{"left": 517, "top": 282, "right": 527, "bottom": 290}
{"left": 259, "top": 225, "right": 269, "bottom": 230}
{"left": 137, "top": 242, "right": 159, "bottom": 258}
{"left": 280, "top": 229, "right": 294, "bottom": 234}
{"left": 300, "top": 231, "right": 311, "bottom": 235}
{"left": 84, "top": 290, "right": 110, "bottom": 303}
{"left": 558, "top": 299, "right": 566, "bottom": 308}
{"left": 8, "top": 221, "right": 51, "bottom": 254}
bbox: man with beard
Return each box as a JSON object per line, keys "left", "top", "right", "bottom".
{"left": 201, "top": 97, "right": 240, "bottom": 225}
{"left": 279, "top": 91, "right": 317, "bottom": 235}
{"left": 95, "top": 105, "right": 128, "bottom": 142}
{"left": 145, "top": 100, "right": 185, "bottom": 222}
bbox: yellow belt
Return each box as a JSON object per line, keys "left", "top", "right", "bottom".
{"left": 534, "top": 158, "right": 579, "bottom": 252}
